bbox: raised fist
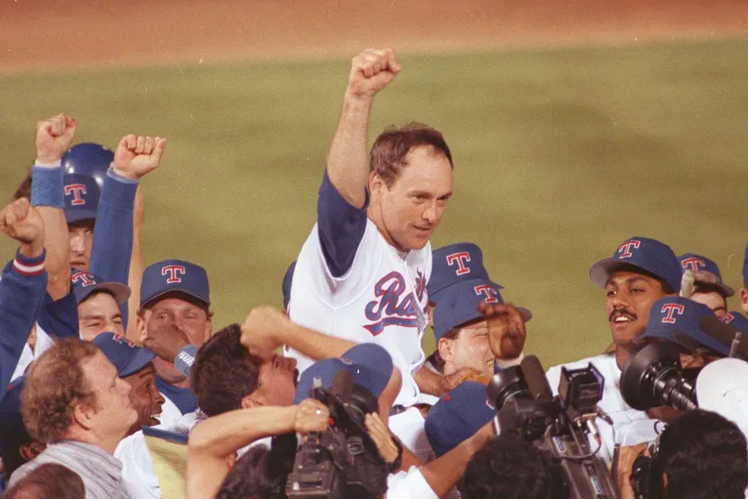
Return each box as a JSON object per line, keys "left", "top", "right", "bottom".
{"left": 112, "top": 134, "right": 167, "bottom": 181}
{"left": 0, "top": 198, "right": 45, "bottom": 246}
{"left": 347, "top": 48, "right": 402, "bottom": 98}
{"left": 479, "top": 301, "right": 527, "bottom": 360}
{"left": 141, "top": 323, "right": 190, "bottom": 363}
{"left": 240, "top": 305, "right": 292, "bottom": 360}
{"left": 36, "top": 113, "right": 77, "bottom": 164}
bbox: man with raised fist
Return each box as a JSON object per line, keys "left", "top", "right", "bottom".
{"left": 285, "top": 49, "right": 454, "bottom": 429}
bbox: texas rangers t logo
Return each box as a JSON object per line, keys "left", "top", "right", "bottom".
{"left": 680, "top": 257, "right": 706, "bottom": 272}
{"left": 64, "top": 184, "right": 87, "bottom": 206}
{"left": 618, "top": 240, "right": 641, "bottom": 259}
{"left": 111, "top": 334, "right": 136, "bottom": 347}
{"left": 661, "top": 303, "right": 685, "bottom": 324}
{"left": 71, "top": 271, "right": 96, "bottom": 287}
{"left": 474, "top": 284, "right": 499, "bottom": 303}
{"left": 162, "top": 265, "right": 186, "bottom": 283}
{"left": 446, "top": 252, "right": 471, "bottom": 275}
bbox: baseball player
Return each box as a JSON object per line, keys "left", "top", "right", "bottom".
{"left": 546, "top": 236, "right": 682, "bottom": 462}
{"left": 678, "top": 252, "right": 733, "bottom": 317}
{"left": 136, "top": 259, "right": 212, "bottom": 429}
{"left": 287, "top": 48, "right": 454, "bottom": 412}
{"left": 71, "top": 270, "right": 130, "bottom": 341}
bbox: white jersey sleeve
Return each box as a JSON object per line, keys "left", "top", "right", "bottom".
{"left": 387, "top": 466, "right": 439, "bottom": 499}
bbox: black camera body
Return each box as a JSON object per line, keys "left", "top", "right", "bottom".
{"left": 286, "top": 373, "right": 389, "bottom": 499}
{"left": 487, "top": 356, "right": 618, "bottom": 499}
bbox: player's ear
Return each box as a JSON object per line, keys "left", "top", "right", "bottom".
{"left": 437, "top": 337, "right": 453, "bottom": 362}
{"left": 241, "top": 394, "right": 262, "bottom": 409}
{"left": 369, "top": 171, "right": 385, "bottom": 196}
{"left": 740, "top": 287, "right": 748, "bottom": 315}
{"left": 136, "top": 314, "right": 147, "bottom": 343}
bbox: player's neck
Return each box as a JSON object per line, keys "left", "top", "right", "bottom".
{"left": 366, "top": 205, "right": 409, "bottom": 254}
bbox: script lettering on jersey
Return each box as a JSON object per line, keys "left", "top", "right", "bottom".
{"left": 64, "top": 184, "right": 87, "bottom": 206}
{"left": 363, "top": 271, "right": 419, "bottom": 336}
{"left": 617, "top": 240, "right": 641, "bottom": 259}
{"left": 661, "top": 303, "right": 685, "bottom": 324}
{"left": 415, "top": 270, "right": 426, "bottom": 302}
{"left": 680, "top": 257, "right": 706, "bottom": 272}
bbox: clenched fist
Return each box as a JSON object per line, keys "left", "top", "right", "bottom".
{"left": 240, "top": 305, "right": 292, "bottom": 360}
{"left": 347, "top": 48, "right": 402, "bottom": 98}
{"left": 0, "top": 198, "right": 45, "bottom": 255}
{"left": 36, "top": 113, "right": 77, "bottom": 165}
{"left": 293, "top": 399, "right": 330, "bottom": 434}
{"left": 112, "top": 134, "right": 167, "bottom": 181}
{"left": 479, "top": 301, "right": 527, "bottom": 360}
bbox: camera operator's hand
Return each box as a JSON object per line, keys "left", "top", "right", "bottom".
{"left": 617, "top": 443, "right": 647, "bottom": 499}
{"left": 293, "top": 399, "right": 330, "bottom": 434}
{"left": 479, "top": 301, "right": 526, "bottom": 359}
{"left": 365, "top": 412, "right": 399, "bottom": 465}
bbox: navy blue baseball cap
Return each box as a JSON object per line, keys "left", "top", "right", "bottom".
{"left": 70, "top": 269, "right": 130, "bottom": 306}
{"left": 678, "top": 253, "right": 734, "bottom": 298}
{"left": 140, "top": 260, "right": 210, "bottom": 307}
{"left": 428, "top": 243, "right": 491, "bottom": 300}
{"left": 719, "top": 311, "right": 748, "bottom": 332}
{"left": 432, "top": 278, "right": 532, "bottom": 342}
{"left": 282, "top": 261, "right": 296, "bottom": 310}
{"left": 293, "top": 343, "right": 393, "bottom": 404}
{"left": 63, "top": 174, "right": 100, "bottom": 224}
{"left": 636, "top": 297, "right": 728, "bottom": 356}
{"left": 425, "top": 381, "right": 495, "bottom": 457}
{"left": 589, "top": 237, "right": 681, "bottom": 293}
{"left": 94, "top": 332, "right": 156, "bottom": 377}
{"left": 62, "top": 143, "right": 114, "bottom": 189}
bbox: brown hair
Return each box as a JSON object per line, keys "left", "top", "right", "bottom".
{"left": 21, "top": 339, "right": 99, "bottom": 443}
{"left": 3, "top": 463, "right": 85, "bottom": 499}
{"left": 192, "top": 323, "right": 262, "bottom": 417}
{"left": 433, "top": 327, "right": 462, "bottom": 373}
{"left": 370, "top": 123, "right": 453, "bottom": 187}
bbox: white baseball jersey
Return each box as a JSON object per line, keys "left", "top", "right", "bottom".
{"left": 288, "top": 173, "right": 431, "bottom": 407}
{"left": 546, "top": 351, "right": 661, "bottom": 463}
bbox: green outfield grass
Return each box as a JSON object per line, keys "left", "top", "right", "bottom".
{"left": 2, "top": 38, "right": 748, "bottom": 368}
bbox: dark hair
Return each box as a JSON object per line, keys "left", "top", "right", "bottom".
{"left": 21, "top": 339, "right": 99, "bottom": 443}
{"left": 191, "top": 323, "right": 262, "bottom": 416}
{"left": 216, "top": 434, "right": 296, "bottom": 499}
{"left": 459, "top": 433, "right": 554, "bottom": 499}
{"left": 12, "top": 171, "right": 32, "bottom": 201}
{"left": 433, "top": 327, "right": 462, "bottom": 373}
{"left": 658, "top": 410, "right": 748, "bottom": 499}
{"left": 3, "top": 463, "right": 85, "bottom": 499}
{"left": 370, "top": 123, "right": 453, "bottom": 187}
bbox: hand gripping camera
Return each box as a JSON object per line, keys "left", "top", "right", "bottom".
{"left": 487, "top": 355, "right": 618, "bottom": 499}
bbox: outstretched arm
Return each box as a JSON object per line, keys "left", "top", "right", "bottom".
{"left": 186, "top": 399, "right": 329, "bottom": 499}
{"left": 32, "top": 113, "right": 76, "bottom": 300}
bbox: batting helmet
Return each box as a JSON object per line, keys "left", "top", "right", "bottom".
{"left": 62, "top": 143, "right": 114, "bottom": 189}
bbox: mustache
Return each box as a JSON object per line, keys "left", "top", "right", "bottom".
{"left": 609, "top": 308, "right": 637, "bottom": 322}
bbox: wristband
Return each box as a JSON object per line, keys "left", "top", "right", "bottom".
{"left": 30, "top": 165, "right": 64, "bottom": 208}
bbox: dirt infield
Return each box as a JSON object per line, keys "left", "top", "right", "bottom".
{"left": 1, "top": 0, "right": 747, "bottom": 74}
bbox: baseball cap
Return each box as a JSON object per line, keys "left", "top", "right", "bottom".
{"left": 719, "top": 311, "right": 748, "bottom": 332}
{"left": 428, "top": 243, "right": 492, "bottom": 300}
{"left": 282, "top": 261, "right": 296, "bottom": 310}
{"left": 62, "top": 143, "right": 114, "bottom": 190}
{"left": 70, "top": 269, "right": 130, "bottom": 306}
{"left": 678, "top": 253, "right": 734, "bottom": 298}
{"left": 425, "top": 381, "right": 495, "bottom": 457}
{"left": 93, "top": 332, "right": 156, "bottom": 378}
{"left": 432, "top": 278, "right": 532, "bottom": 343}
{"left": 589, "top": 237, "right": 681, "bottom": 293}
{"left": 63, "top": 174, "right": 100, "bottom": 224}
{"left": 636, "top": 297, "right": 729, "bottom": 356}
{"left": 293, "top": 343, "right": 393, "bottom": 404}
{"left": 140, "top": 260, "right": 210, "bottom": 308}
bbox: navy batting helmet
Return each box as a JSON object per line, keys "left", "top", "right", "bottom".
{"left": 62, "top": 143, "right": 114, "bottom": 189}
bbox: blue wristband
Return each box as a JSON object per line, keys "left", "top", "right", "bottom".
{"left": 30, "top": 165, "right": 64, "bottom": 208}
{"left": 175, "top": 344, "right": 198, "bottom": 379}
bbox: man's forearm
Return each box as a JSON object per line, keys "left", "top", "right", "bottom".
{"left": 326, "top": 93, "right": 373, "bottom": 209}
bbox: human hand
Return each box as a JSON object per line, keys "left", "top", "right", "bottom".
{"left": 0, "top": 198, "right": 45, "bottom": 257}
{"left": 293, "top": 399, "right": 330, "bottom": 434}
{"left": 479, "top": 301, "right": 527, "bottom": 359}
{"left": 35, "top": 113, "right": 77, "bottom": 164}
{"left": 365, "top": 412, "right": 399, "bottom": 464}
{"left": 240, "top": 305, "right": 292, "bottom": 360}
{"left": 347, "top": 48, "right": 402, "bottom": 99}
{"left": 141, "top": 322, "right": 190, "bottom": 363}
{"left": 112, "top": 134, "right": 167, "bottom": 180}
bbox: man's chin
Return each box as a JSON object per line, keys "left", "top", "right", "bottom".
{"left": 609, "top": 322, "right": 645, "bottom": 347}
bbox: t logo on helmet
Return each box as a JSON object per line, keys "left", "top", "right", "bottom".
{"left": 446, "top": 252, "right": 471, "bottom": 275}
{"left": 64, "top": 184, "right": 87, "bottom": 206}
{"left": 661, "top": 303, "right": 685, "bottom": 324}
{"left": 162, "top": 265, "right": 186, "bottom": 284}
{"left": 618, "top": 240, "right": 641, "bottom": 259}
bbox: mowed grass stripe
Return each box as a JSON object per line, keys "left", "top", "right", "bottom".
{"left": 1, "top": 38, "right": 747, "bottom": 367}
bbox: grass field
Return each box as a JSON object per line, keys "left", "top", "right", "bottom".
{"left": 2, "top": 38, "right": 747, "bottom": 368}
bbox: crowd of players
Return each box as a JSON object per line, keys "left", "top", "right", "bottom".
{"left": 0, "top": 47, "right": 747, "bottom": 499}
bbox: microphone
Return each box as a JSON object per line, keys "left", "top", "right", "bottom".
{"left": 521, "top": 355, "right": 553, "bottom": 402}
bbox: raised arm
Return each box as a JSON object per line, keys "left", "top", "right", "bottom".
{"left": 32, "top": 113, "right": 76, "bottom": 300}
{"left": 0, "top": 199, "right": 47, "bottom": 402}
{"left": 186, "top": 399, "right": 328, "bottom": 499}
